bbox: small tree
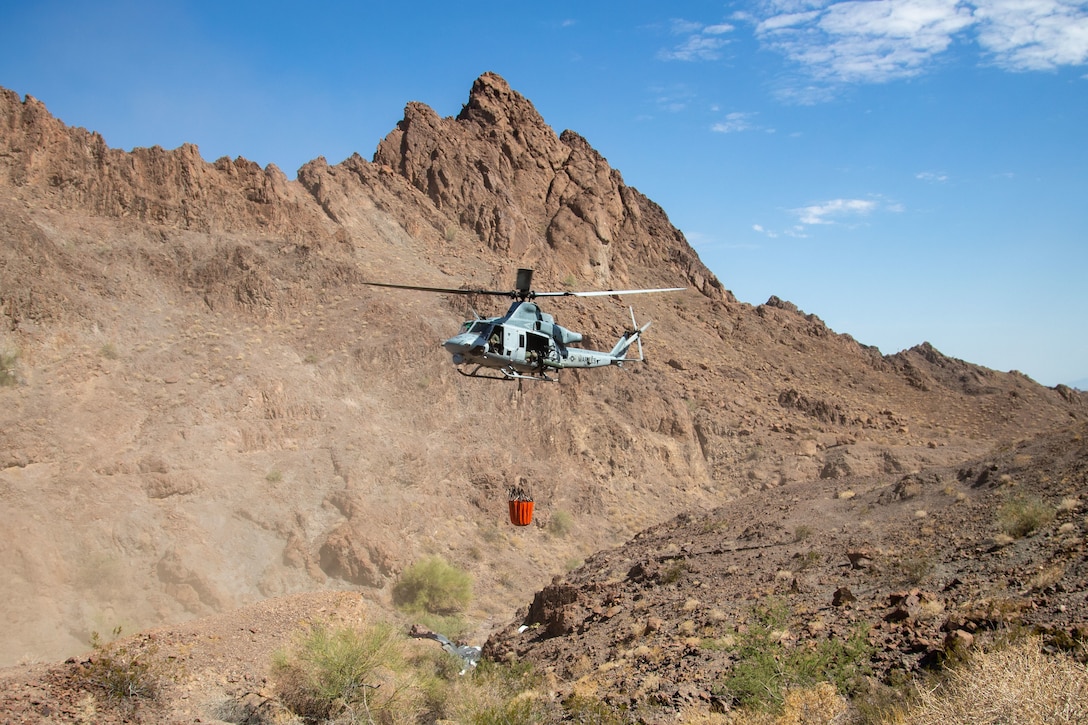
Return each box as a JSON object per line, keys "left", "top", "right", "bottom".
{"left": 393, "top": 556, "right": 472, "bottom": 615}
{"left": 272, "top": 620, "right": 420, "bottom": 723}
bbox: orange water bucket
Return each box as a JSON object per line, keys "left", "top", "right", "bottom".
{"left": 508, "top": 499, "right": 534, "bottom": 526}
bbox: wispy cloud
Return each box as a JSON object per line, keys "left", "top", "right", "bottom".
{"left": 794, "top": 197, "right": 880, "bottom": 225}
{"left": 746, "top": 0, "right": 1088, "bottom": 89}
{"left": 648, "top": 82, "right": 699, "bottom": 112}
{"left": 753, "top": 223, "right": 779, "bottom": 238}
{"left": 752, "top": 196, "right": 902, "bottom": 239}
{"left": 974, "top": 0, "right": 1088, "bottom": 70}
{"left": 659, "top": 18, "right": 736, "bottom": 61}
{"left": 712, "top": 111, "right": 762, "bottom": 133}
{"left": 755, "top": 0, "right": 976, "bottom": 84}
{"left": 916, "top": 170, "right": 950, "bottom": 182}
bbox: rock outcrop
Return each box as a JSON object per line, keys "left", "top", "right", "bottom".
{"left": 0, "top": 74, "right": 1084, "bottom": 674}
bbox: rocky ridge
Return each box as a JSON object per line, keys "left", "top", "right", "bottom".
{"left": 1, "top": 72, "right": 1085, "bottom": 720}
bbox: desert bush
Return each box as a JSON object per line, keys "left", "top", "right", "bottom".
{"left": 560, "top": 693, "right": 628, "bottom": 724}
{"left": 392, "top": 555, "right": 472, "bottom": 615}
{"left": 900, "top": 637, "right": 1088, "bottom": 724}
{"left": 718, "top": 600, "right": 872, "bottom": 713}
{"left": 272, "top": 619, "right": 422, "bottom": 723}
{"left": 444, "top": 659, "right": 556, "bottom": 724}
{"left": 0, "top": 350, "right": 17, "bottom": 386}
{"left": 997, "top": 496, "right": 1055, "bottom": 538}
{"left": 892, "top": 551, "right": 935, "bottom": 586}
{"left": 79, "top": 627, "right": 161, "bottom": 705}
{"left": 549, "top": 510, "right": 574, "bottom": 537}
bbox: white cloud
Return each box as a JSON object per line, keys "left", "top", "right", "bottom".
{"left": 757, "top": 0, "right": 977, "bottom": 83}
{"left": 712, "top": 111, "right": 759, "bottom": 132}
{"left": 751, "top": 195, "right": 903, "bottom": 238}
{"left": 757, "top": 10, "right": 823, "bottom": 34}
{"left": 659, "top": 18, "right": 737, "bottom": 61}
{"left": 974, "top": 0, "right": 1088, "bottom": 70}
{"left": 660, "top": 35, "right": 730, "bottom": 61}
{"left": 794, "top": 198, "right": 879, "bottom": 225}
{"left": 916, "top": 170, "right": 950, "bottom": 182}
{"left": 749, "top": 0, "right": 1088, "bottom": 87}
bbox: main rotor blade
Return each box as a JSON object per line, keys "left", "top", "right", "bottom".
{"left": 534, "top": 287, "right": 686, "bottom": 298}
{"left": 362, "top": 281, "right": 514, "bottom": 296}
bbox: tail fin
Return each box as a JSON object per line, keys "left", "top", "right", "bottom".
{"left": 610, "top": 308, "right": 651, "bottom": 360}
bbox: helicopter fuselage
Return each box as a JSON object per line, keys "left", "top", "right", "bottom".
{"left": 441, "top": 300, "right": 643, "bottom": 381}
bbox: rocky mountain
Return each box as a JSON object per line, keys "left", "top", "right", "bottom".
{"left": 1, "top": 72, "right": 1085, "bottom": 720}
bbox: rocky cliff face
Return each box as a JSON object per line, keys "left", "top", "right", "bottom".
{"left": 0, "top": 74, "right": 1084, "bottom": 669}
{"left": 368, "top": 72, "right": 725, "bottom": 298}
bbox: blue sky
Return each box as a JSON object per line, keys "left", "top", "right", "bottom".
{"left": 2, "top": 1, "right": 1086, "bottom": 387}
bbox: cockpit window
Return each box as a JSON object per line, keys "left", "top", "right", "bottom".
{"left": 461, "top": 321, "right": 490, "bottom": 335}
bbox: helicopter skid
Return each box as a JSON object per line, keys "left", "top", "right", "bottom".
{"left": 456, "top": 365, "right": 556, "bottom": 382}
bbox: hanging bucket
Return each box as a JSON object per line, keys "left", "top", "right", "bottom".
{"left": 508, "top": 499, "right": 534, "bottom": 526}
{"left": 508, "top": 485, "right": 534, "bottom": 526}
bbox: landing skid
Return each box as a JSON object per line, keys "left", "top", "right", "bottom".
{"left": 456, "top": 365, "right": 556, "bottom": 382}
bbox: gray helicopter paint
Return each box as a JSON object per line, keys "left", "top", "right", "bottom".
{"left": 363, "top": 269, "right": 683, "bottom": 382}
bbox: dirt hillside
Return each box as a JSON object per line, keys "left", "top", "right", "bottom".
{"left": 0, "top": 73, "right": 1085, "bottom": 722}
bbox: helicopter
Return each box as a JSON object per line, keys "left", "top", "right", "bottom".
{"left": 363, "top": 268, "right": 684, "bottom": 382}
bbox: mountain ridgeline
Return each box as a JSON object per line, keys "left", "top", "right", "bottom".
{"left": 1, "top": 70, "right": 1084, "bottom": 695}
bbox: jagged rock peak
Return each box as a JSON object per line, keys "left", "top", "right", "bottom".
{"left": 456, "top": 71, "right": 547, "bottom": 132}
{"left": 374, "top": 73, "right": 727, "bottom": 297}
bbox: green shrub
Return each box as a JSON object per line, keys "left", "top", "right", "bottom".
{"left": 393, "top": 556, "right": 472, "bottom": 615}
{"left": 719, "top": 599, "right": 872, "bottom": 712}
{"left": 662, "top": 561, "right": 689, "bottom": 584}
{"left": 561, "top": 693, "right": 627, "bottom": 723}
{"left": 998, "top": 496, "right": 1055, "bottom": 538}
{"left": 80, "top": 627, "right": 161, "bottom": 704}
{"left": 548, "top": 510, "right": 573, "bottom": 537}
{"left": 272, "top": 620, "right": 418, "bottom": 723}
{"left": 0, "top": 350, "right": 17, "bottom": 386}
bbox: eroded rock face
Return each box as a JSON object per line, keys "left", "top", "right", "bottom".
{"left": 0, "top": 90, "right": 329, "bottom": 236}
{"left": 0, "top": 74, "right": 1085, "bottom": 672}
{"left": 318, "top": 525, "right": 397, "bottom": 588}
{"left": 524, "top": 581, "right": 583, "bottom": 638}
{"left": 372, "top": 72, "right": 727, "bottom": 297}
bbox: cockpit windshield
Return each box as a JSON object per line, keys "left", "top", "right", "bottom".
{"left": 460, "top": 320, "right": 491, "bottom": 335}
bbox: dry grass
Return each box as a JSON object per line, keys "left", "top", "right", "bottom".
{"left": 900, "top": 637, "right": 1088, "bottom": 724}
{"left": 680, "top": 683, "right": 848, "bottom": 724}
{"left": 997, "top": 496, "right": 1056, "bottom": 538}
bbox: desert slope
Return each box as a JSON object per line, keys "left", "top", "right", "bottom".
{"left": 1, "top": 71, "right": 1084, "bottom": 682}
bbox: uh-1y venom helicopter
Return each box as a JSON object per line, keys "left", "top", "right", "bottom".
{"left": 363, "top": 268, "right": 684, "bottom": 382}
